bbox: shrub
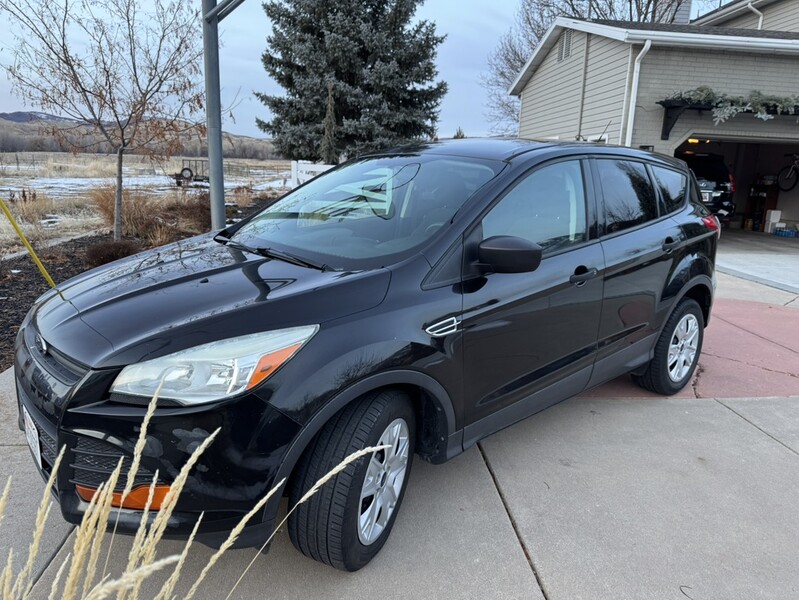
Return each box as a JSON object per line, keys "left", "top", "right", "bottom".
{"left": 85, "top": 240, "right": 142, "bottom": 268}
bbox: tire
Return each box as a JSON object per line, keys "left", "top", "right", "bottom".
{"left": 632, "top": 298, "right": 704, "bottom": 395}
{"left": 288, "top": 389, "right": 415, "bottom": 571}
{"left": 180, "top": 167, "right": 194, "bottom": 182}
{"left": 777, "top": 164, "right": 798, "bottom": 192}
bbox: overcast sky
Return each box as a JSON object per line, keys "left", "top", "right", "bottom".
{"left": 0, "top": 0, "right": 519, "bottom": 139}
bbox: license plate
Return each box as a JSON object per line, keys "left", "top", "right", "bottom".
{"left": 701, "top": 192, "right": 712, "bottom": 203}
{"left": 22, "top": 406, "right": 42, "bottom": 470}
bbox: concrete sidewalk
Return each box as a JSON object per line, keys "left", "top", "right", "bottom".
{"left": 0, "top": 272, "right": 796, "bottom": 599}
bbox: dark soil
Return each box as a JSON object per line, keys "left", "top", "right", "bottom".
{"left": 0, "top": 195, "right": 277, "bottom": 372}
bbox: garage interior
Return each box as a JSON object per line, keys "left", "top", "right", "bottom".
{"left": 674, "top": 138, "right": 799, "bottom": 235}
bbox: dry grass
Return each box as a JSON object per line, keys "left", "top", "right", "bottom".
{"left": 89, "top": 186, "right": 210, "bottom": 240}
{"left": 0, "top": 190, "right": 103, "bottom": 255}
{"left": 0, "top": 385, "right": 386, "bottom": 600}
{"left": 0, "top": 152, "right": 291, "bottom": 180}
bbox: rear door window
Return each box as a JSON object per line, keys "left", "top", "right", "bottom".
{"left": 651, "top": 167, "right": 687, "bottom": 214}
{"left": 596, "top": 159, "right": 658, "bottom": 234}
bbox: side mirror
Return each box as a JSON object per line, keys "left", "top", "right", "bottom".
{"left": 478, "top": 235, "right": 543, "bottom": 274}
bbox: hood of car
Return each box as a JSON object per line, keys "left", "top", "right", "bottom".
{"left": 33, "top": 234, "right": 391, "bottom": 368}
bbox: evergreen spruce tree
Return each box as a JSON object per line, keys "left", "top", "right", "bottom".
{"left": 256, "top": 0, "right": 447, "bottom": 161}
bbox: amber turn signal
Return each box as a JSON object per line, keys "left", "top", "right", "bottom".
{"left": 246, "top": 342, "right": 303, "bottom": 390}
{"left": 75, "top": 483, "right": 170, "bottom": 510}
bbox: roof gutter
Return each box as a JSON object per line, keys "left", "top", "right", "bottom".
{"left": 624, "top": 39, "right": 651, "bottom": 147}
{"left": 746, "top": 2, "right": 765, "bottom": 29}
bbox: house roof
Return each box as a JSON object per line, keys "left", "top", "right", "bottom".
{"left": 594, "top": 19, "right": 799, "bottom": 40}
{"left": 509, "top": 17, "right": 799, "bottom": 96}
{"left": 692, "top": 0, "right": 783, "bottom": 26}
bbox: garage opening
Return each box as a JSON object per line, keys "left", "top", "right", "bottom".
{"left": 674, "top": 138, "right": 799, "bottom": 236}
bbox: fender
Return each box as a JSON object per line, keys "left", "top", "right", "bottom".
{"left": 670, "top": 273, "right": 714, "bottom": 326}
{"left": 257, "top": 369, "right": 461, "bottom": 539}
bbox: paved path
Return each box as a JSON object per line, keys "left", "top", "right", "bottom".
{"left": 0, "top": 273, "right": 795, "bottom": 598}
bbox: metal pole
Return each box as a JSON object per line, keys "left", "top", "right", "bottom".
{"left": 202, "top": 0, "right": 226, "bottom": 230}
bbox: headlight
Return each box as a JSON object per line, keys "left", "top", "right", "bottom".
{"left": 110, "top": 325, "right": 319, "bottom": 405}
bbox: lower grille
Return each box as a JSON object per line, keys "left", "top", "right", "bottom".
{"left": 39, "top": 427, "right": 58, "bottom": 469}
{"left": 70, "top": 436, "right": 159, "bottom": 492}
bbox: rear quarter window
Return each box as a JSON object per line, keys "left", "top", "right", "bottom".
{"left": 596, "top": 159, "right": 659, "bottom": 234}
{"left": 651, "top": 166, "right": 687, "bottom": 214}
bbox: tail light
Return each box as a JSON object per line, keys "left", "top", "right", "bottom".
{"left": 702, "top": 215, "right": 721, "bottom": 238}
{"left": 728, "top": 173, "right": 736, "bottom": 193}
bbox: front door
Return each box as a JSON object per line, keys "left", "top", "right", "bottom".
{"left": 461, "top": 158, "right": 604, "bottom": 446}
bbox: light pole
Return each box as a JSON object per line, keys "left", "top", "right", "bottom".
{"left": 202, "top": 0, "right": 247, "bottom": 230}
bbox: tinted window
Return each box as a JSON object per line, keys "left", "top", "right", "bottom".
{"left": 652, "top": 167, "right": 687, "bottom": 214}
{"left": 232, "top": 155, "right": 502, "bottom": 270}
{"left": 684, "top": 156, "right": 729, "bottom": 182}
{"left": 597, "top": 159, "right": 658, "bottom": 234}
{"left": 482, "top": 161, "right": 587, "bottom": 253}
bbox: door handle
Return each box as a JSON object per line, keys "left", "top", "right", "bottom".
{"left": 569, "top": 267, "right": 598, "bottom": 286}
{"left": 662, "top": 237, "right": 680, "bottom": 253}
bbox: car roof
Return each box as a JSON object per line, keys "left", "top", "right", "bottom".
{"left": 374, "top": 138, "right": 687, "bottom": 169}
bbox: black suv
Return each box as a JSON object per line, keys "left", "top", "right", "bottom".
{"left": 678, "top": 152, "right": 736, "bottom": 217}
{"left": 15, "top": 140, "right": 717, "bottom": 571}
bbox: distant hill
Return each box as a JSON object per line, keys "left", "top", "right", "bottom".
{"left": 0, "top": 111, "right": 77, "bottom": 124}
{"left": 0, "top": 111, "right": 277, "bottom": 160}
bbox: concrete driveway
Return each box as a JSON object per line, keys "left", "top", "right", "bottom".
{"left": 716, "top": 229, "right": 799, "bottom": 294}
{"left": 0, "top": 273, "right": 796, "bottom": 599}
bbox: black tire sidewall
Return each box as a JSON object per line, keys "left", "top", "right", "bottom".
{"left": 338, "top": 399, "right": 415, "bottom": 571}
{"left": 654, "top": 299, "right": 704, "bottom": 394}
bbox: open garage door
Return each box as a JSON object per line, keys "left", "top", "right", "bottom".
{"left": 675, "top": 138, "right": 799, "bottom": 236}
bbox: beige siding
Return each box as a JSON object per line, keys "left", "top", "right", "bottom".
{"left": 718, "top": 0, "right": 799, "bottom": 31}
{"left": 518, "top": 32, "right": 629, "bottom": 143}
{"left": 518, "top": 31, "right": 587, "bottom": 139}
{"left": 632, "top": 46, "right": 799, "bottom": 154}
{"left": 579, "top": 36, "right": 630, "bottom": 144}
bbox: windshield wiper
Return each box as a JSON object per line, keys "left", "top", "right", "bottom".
{"left": 256, "top": 247, "right": 331, "bottom": 272}
{"left": 214, "top": 233, "right": 330, "bottom": 271}
{"left": 213, "top": 233, "right": 261, "bottom": 255}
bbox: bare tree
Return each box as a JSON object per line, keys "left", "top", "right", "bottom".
{"left": 483, "top": 0, "right": 714, "bottom": 134}
{"left": 0, "top": 0, "right": 205, "bottom": 240}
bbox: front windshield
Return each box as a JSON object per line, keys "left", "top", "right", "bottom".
{"left": 232, "top": 154, "right": 503, "bottom": 269}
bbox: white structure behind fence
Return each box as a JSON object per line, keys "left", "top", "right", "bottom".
{"left": 290, "top": 161, "right": 334, "bottom": 188}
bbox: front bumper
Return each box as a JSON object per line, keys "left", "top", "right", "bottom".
{"left": 14, "top": 321, "right": 302, "bottom": 547}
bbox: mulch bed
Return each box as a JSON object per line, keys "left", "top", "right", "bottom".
{"left": 0, "top": 196, "right": 278, "bottom": 372}
{"left": 0, "top": 233, "right": 114, "bottom": 371}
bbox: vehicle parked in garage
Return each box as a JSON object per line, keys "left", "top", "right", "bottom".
{"left": 678, "top": 152, "right": 736, "bottom": 218}
{"left": 15, "top": 139, "right": 718, "bottom": 571}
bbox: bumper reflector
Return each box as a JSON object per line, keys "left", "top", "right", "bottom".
{"left": 76, "top": 483, "right": 170, "bottom": 510}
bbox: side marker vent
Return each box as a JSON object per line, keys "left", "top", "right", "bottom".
{"left": 425, "top": 317, "right": 461, "bottom": 338}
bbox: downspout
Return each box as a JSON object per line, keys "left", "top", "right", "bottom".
{"left": 746, "top": 2, "right": 764, "bottom": 29}
{"left": 618, "top": 46, "right": 633, "bottom": 145}
{"left": 576, "top": 34, "right": 592, "bottom": 140}
{"left": 624, "top": 39, "right": 652, "bottom": 147}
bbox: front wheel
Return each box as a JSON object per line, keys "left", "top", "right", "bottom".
{"left": 632, "top": 298, "right": 704, "bottom": 395}
{"left": 778, "top": 164, "right": 798, "bottom": 192}
{"left": 288, "top": 389, "right": 415, "bottom": 571}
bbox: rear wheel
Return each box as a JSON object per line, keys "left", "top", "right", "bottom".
{"left": 632, "top": 298, "right": 704, "bottom": 395}
{"left": 778, "top": 164, "right": 798, "bottom": 192}
{"left": 288, "top": 389, "right": 415, "bottom": 571}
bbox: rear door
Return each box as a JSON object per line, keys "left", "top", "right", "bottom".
{"left": 588, "top": 157, "right": 685, "bottom": 386}
{"left": 461, "top": 158, "right": 604, "bottom": 445}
